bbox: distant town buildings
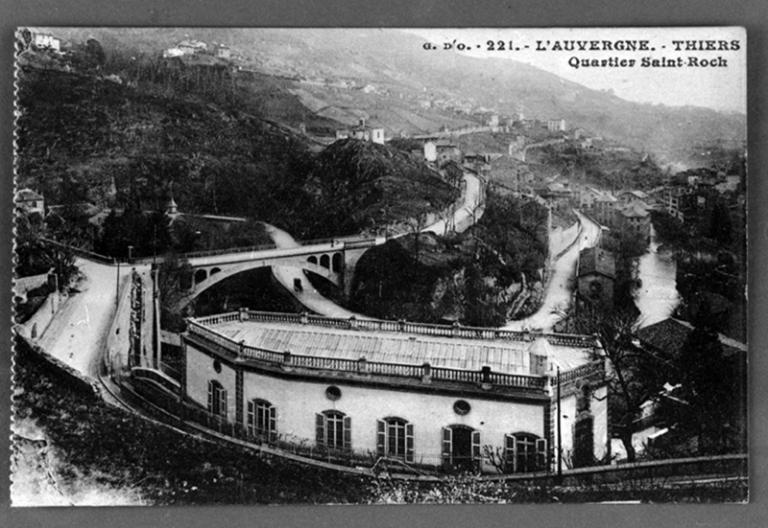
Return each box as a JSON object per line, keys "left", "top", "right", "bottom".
{"left": 578, "top": 187, "right": 618, "bottom": 226}
{"left": 434, "top": 140, "right": 463, "bottom": 166}
{"left": 32, "top": 32, "right": 61, "bottom": 52}
{"left": 335, "top": 118, "right": 385, "bottom": 145}
{"left": 616, "top": 202, "right": 651, "bottom": 238}
{"left": 162, "top": 39, "right": 232, "bottom": 60}
{"left": 546, "top": 119, "right": 567, "bottom": 132}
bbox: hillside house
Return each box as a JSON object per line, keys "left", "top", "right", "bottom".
{"left": 547, "top": 119, "right": 567, "bottom": 132}
{"left": 577, "top": 247, "right": 616, "bottom": 307}
{"left": 163, "top": 39, "right": 208, "bottom": 58}
{"left": 32, "top": 32, "right": 61, "bottom": 52}
{"left": 335, "top": 118, "right": 385, "bottom": 145}
{"left": 434, "top": 141, "right": 463, "bottom": 166}
{"left": 215, "top": 44, "right": 231, "bottom": 59}
{"left": 579, "top": 187, "right": 618, "bottom": 226}
{"left": 616, "top": 202, "right": 651, "bottom": 239}
{"left": 423, "top": 141, "right": 438, "bottom": 163}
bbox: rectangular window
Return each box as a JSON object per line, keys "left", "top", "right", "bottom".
{"left": 247, "top": 400, "right": 276, "bottom": 439}
{"left": 317, "top": 412, "right": 350, "bottom": 451}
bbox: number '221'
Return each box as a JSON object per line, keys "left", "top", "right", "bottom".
{"left": 486, "top": 41, "right": 514, "bottom": 51}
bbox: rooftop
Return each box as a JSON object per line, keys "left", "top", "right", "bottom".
{"left": 578, "top": 247, "right": 616, "bottom": 278}
{"left": 619, "top": 202, "right": 650, "bottom": 218}
{"left": 635, "top": 318, "right": 746, "bottom": 358}
{"left": 190, "top": 310, "right": 599, "bottom": 376}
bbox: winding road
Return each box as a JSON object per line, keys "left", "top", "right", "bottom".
{"left": 501, "top": 211, "right": 602, "bottom": 332}
{"left": 265, "top": 172, "right": 485, "bottom": 317}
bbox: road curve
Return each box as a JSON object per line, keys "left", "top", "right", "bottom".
{"left": 502, "top": 211, "right": 602, "bottom": 332}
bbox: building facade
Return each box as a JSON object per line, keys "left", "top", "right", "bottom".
{"left": 148, "top": 310, "right": 612, "bottom": 474}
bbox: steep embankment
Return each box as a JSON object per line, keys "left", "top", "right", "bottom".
{"left": 303, "top": 139, "right": 459, "bottom": 237}
{"left": 348, "top": 191, "right": 547, "bottom": 326}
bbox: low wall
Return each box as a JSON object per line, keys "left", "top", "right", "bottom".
{"left": 14, "top": 333, "right": 101, "bottom": 398}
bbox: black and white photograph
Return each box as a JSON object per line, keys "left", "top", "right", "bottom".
{"left": 10, "top": 27, "right": 747, "bottom": 505}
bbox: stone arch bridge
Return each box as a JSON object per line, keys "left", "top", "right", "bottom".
{"left": 173, "top": 237, "right": 380, "bottom": 309}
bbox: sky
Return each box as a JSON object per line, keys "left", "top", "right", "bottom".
{"left": 407, "top": 27, "right": 746, "bottom": 114}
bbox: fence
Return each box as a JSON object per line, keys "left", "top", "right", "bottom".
{"left": 122, "top": 366, "right": 747, "bottom": 482}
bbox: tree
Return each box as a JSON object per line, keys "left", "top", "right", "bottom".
{"left": 569, "top": 303, "right": 666, "bottom": 462}
{"left": 673, "top": 304, "right": 744, "bottom": 453}
{"left": 85, "top": 38, "right": 106, "bottom": 69}
{"left": 157, "top": 253, "right": 194, "bottom": 332}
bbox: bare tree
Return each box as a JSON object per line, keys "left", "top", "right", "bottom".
{"left": 569, "top": 303, "right": 667, "bottom": 462}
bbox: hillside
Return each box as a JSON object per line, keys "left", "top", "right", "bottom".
{"left": 38, "top": 28, "right": 746, "bottom": 159}
{"left": 304, "top": 139, "right": 458, "bottom": 236}
{"left": 16, "top": 61, "right": 456, "bottom": 247}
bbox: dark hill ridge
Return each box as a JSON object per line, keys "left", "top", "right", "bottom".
{"left": 37, "top": 28, "right": 746, "bottom": 159}
{"left": 304, "top": 139, "right": 458, "bottom": 236}
{"left": 16, "top": 64, "right": 456, "bottom": 241}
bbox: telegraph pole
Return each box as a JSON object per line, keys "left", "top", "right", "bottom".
{"left": 115, "top": 258, "right": 120, "bottom": 308}
{"left": 556, "top": 366, "right": 563, "bottom": 482}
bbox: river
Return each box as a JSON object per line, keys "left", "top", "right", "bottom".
{"left": 633, "top": 224, "right": 680, "bottom": 328}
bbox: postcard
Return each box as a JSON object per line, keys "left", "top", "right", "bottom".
{"left": 11, "top": 27, "right": 747, "bottom": 505}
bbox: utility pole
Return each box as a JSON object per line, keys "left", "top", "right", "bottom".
{"left": 115, "top": 258, "right": 121, "bottom": 308}
{"left": 557, "top": 366, "right": 563, "bottom": 483}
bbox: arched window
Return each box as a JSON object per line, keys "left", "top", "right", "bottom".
{"left": 377, "top": 417, "right": 414, "bottom": 462}
{"left": 505, "top": 432, "right": 547, "bottom": 473}
{"left": 316, "top": 410, "right": 351, "bottom": 451}
{"left": 207, "top": 380, "right": 227, "bottom": 418}
{"left": 247, "top": 398, "right": 276, "bottom": 441}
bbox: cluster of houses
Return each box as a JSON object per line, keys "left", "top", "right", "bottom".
{"left": 162, "top": 39, "right": 232, "bottom": 60}
{"left": 334, "top": 118, "right": 386, "bottom": 145}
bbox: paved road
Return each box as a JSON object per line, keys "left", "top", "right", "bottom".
{"left": 263, "top": 224, "right": 369, "bottom": 319}
{"left": 26, "top": 259, "right": 132, "bottom": 377}
{"left": 264, "top": 171, "right": 485, "bottom": 317}
{"left": 502, "top": 211, "right": 602, "bottom": 332}
{"left": 420, "top": 173, "right": 484, "bottom": 236}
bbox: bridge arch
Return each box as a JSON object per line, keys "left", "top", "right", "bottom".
{"left": 320, "top": 254, "right": 330, "bottom": 269}
{"left": 176, "top": 258, "right": 344, "bottom": 311}
{"left": 307, "top": 256, "right": 318, "bottom": 265}
{"left": 332, "top": 253, "right": 342, "bottom": 272}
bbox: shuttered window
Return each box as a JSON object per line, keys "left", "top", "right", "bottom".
{"left": 207, "top": 380, "right": 227, "bottom": 418}
{"left": 506, "top": 432, "right": 547, "bottom": 473}
{"left": 377, "top": 417, "right": 414, "bottom": 462}
{"left": 246, "top": 399, "right": 276, "bottom": 440}
{"left": 316, "top": 410, "right": 351, "bottom": 451}
{"left": 505, "top": 434, "right": 517, "bottom": 473}
{"left": 471, "top": 430, "right": 481, "bottom": 460}
{"left": 441, "top": 426, "right": 453, "bottom": 464}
